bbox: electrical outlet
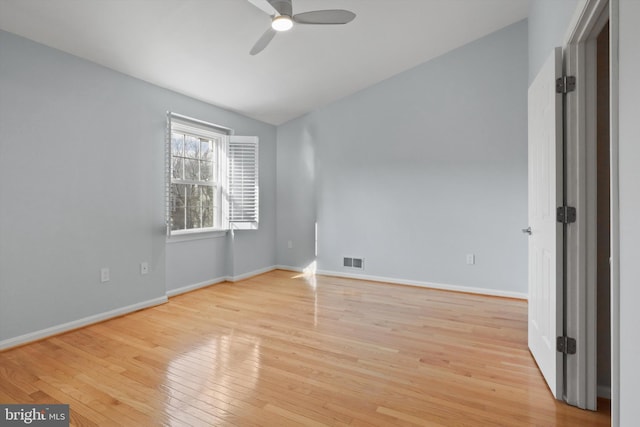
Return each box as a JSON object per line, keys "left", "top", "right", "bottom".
{"left": 101, "top": 267, "right": 110, "bottom": 282}
{"left": 287, "top": 240, "right": 293, "bottom": 249}
{"left": 140, "top": 262, "right": 149, "bottom": 275}
{"left": 466, "top": 254, "right": 475, "bottom": 265}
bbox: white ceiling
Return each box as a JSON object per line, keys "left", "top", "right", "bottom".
{"left": 0, "top": 0, "right": 529, "bottom": 125}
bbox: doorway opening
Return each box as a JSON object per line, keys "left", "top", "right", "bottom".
{"left": 563, "top": 0, "right": 612, "bottom": 411}
{"left": 595, "top": 20, "right": 611, "bottom": 403}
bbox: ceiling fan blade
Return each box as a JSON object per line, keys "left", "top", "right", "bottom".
{"left": 250, "top": 28, "right": 277, "bottom": 55}
{"left": 269, "top": 0, "right": 292, "bottom": 17}
{"left": 246, "top": 0, "right": 278, "bottom": 16}
{"left": 293, "top": 10, "right": 356, "bottom": 25}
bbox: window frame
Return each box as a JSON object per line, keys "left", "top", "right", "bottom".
{"left": 166, "top": 113, "right": 231, "bottom": 237}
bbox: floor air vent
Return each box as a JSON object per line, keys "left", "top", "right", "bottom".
{"left": 343, "top": 257, "right": 364, "bottom": 269}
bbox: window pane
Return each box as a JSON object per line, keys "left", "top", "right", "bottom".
{"left": 186, "top": 185, "right": 202, "bottom": 229}
{"left": 170, "top": 184, "right": 186, "bottom": 231}
{"left": 171, "top": 133, "right": 184, "bottom": 156}
{"left": 184, "top": 159, "right": 199, "bottom": 181}
{"left": 185, "top": 135, "right": 199, "bottom": 159}
{"left": 172, "top": 184, "right": 186, "bottom": 209}
{"left": 202, "top": 186, "right": 214, "bottom": 228}
{"left": 200, "top": 160, "right": 213, "bottom": 181}
{"left": 172, "top": 157, "right": 183, "bottom": 180}
{"left": 201, "top": 139, "right": 213, "bottom": 161}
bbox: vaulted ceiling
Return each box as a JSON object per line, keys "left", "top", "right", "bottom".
{"left": 0, "top": 0, "right": 529, "bottom": 124}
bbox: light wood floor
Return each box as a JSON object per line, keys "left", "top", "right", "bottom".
{"left": 0, "top": 270, "right": 610, "bottom": 426}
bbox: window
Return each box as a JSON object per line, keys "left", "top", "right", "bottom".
{"left": 166, "top": 113, "right": 258, "bottom": 236}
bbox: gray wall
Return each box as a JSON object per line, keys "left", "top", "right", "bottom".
{"left": 277, "top": 21, "right": 529, "bottom": 295}
{"left": 617, "top": 0, "right": 640, "bottom": 424}
{"left": 528, "top": 0, "right": 580, "bottom": 84}
{"left": 0, "top": 30, "right": 276, "bottom": 344}
{"left": 166, "top": 236, "right": 229, "bottom": 292}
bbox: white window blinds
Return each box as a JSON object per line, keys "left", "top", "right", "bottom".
{"left": 228, "top": 136, "right": 259, "bottom": 230}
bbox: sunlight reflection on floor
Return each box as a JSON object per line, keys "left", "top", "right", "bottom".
{"left": 292, "top": 261, "right": 318, "bottom": 326}
{"left": 164, "top": 334, "right": 261, "bottom": 424}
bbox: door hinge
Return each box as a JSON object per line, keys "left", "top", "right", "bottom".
{"left": 557, "top": 336, "right": 577, "bottom": 355}
{"left": 556, "top": 75, "right": 576, "bottom": 94}
{"left": 557, "top": 206, "right": 577, "bottom": 224}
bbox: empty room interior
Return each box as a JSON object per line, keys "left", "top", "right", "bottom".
{"left": 1, "top": 0, "right": 639, "bottom": 426}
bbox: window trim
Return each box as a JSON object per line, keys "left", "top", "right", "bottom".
{"left": 170, "top": 126, "right": 220, "bottom": 232}
{"left": 166, "top": 229, "right": 227, "bottom": 243}
{"left": 166, "top": 113, "right": 230, "bottom": 237}
{"left": 165, "top": 112, "right": 259, "bottom": 240}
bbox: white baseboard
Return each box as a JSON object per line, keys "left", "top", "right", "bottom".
{"left": 228, "top": 265, "right": 277, "bottom": 282}
{"left": 597, "top": 384, "right": 611, "bottom": 399}
{"left": 314, "top": 268, "right": 528, "bottom": 300}
{"left": 275, "top": 265, "right": 305, "bottom": 273}
{"left": 167, "top": 266, "right": 279, "bottom": 296}
{"left": 0, "top": 296, "right": 168, "bottom": 351}
{"left": 169, "top": 266, "right": 528, "bottom": 300}
{"left": 166, "top": 277, "right": 228, "bottom": 297}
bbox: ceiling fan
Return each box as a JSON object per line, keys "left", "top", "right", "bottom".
{"left": 247, "top": 0, "right": 356, "bottom": 55}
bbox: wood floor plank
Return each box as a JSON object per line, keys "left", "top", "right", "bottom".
{"left": 0, "top": 270, "right": 610, "bottom": 426}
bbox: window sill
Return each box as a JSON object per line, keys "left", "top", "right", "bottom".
{"left": 166, "top": 229, "right": 228, "bottom": 243}
{"left": 231, "top": 222, "right": 259, "bottom": 231}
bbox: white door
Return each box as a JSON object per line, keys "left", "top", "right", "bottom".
{"left": 527, "top": 47, "right": 564, "bottom": 399}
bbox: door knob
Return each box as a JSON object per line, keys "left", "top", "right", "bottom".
{"left": 522, "top": 227, "right": 532, "bottom": 235}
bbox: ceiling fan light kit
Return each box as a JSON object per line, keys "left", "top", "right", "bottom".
{"left": 247, "top": 0, "right": 356, "bottom": 55}
{"left": 272, "top": 15, "right": 293, "bottom": 32}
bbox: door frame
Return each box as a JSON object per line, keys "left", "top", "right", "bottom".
{"left": 563, "top": 0, "right": 615, "bottom": 412}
